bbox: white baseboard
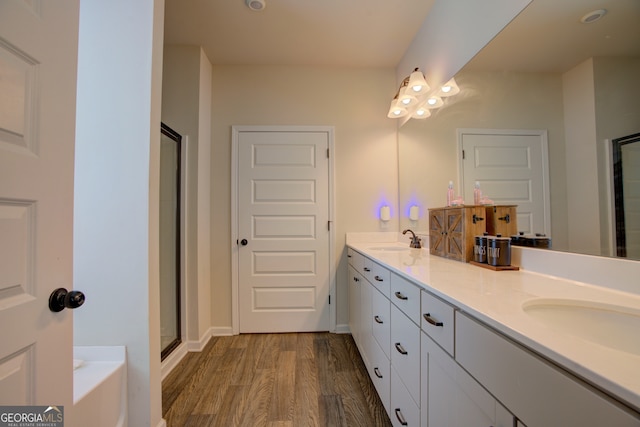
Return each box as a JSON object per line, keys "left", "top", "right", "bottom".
{"left": 209, "top": 326, "right": 234, "bottom": 337}
{"left": 334, "top": 323, "right": 351, "bottom": 334}
{"left": 160, "top": 342, "right": 188, "bottom": 380}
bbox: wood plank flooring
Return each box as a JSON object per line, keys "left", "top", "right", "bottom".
{"left": 162, "top": 333, "right": 392, "bottom": 427}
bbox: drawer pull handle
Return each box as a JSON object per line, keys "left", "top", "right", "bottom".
{"left": 364, "top": 267, "right": 371, "bottom": 272}
{"left": 423, "top": 313, "right": 444, "bottom": 327}
{"left": 395, "top": 408, "right": 408, "bottom": 426}
{"left": 374, "top": 315, "right": 383, "bottom": 324}
{"left": 374, "top": 367, "right": 383, "bottom": 378}
{"left": 394, "top": 342, "right": 408, "bottom": 355}
{"left": 374, "top": 275, "right": 384, "bottom": 282}
{"left": 347, "top": 254, "right": 352, "bottom": 258}
{"left": 394, "top": 291, "right": 408, "bottom": 300}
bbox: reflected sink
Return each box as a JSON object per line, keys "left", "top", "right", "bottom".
{"left": 522, "top": 298, "right": 640, "bottom": 355}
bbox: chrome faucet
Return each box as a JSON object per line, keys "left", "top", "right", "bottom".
{"left": 402, "top": 229, "right": 422, "bottom": 249}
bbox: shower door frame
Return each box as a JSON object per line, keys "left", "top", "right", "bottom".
{"left": 160, "top": 122, "right": 183, "bottom": 360}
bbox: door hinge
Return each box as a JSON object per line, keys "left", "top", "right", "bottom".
{"left": 329, "top": 295, "right": 331, "bottom": 305}
{"left": 327, "top": 148, "right": 330, "bottom": 158}
{"left": 328, "top": 220, "right": 331, "bottom": 231}
{"left": 462, "top": 149, "right": 466, "bottom": 160}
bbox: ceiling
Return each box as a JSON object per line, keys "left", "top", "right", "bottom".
{"left": 466, "top": 0, "right": 640, "bottom": 73}
{"left": 163, "top": 0, "right": 435, "bottom": 68}
{"left": 164, "top": 0, "right": 640, "bottom": 72}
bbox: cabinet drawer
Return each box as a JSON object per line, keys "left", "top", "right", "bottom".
{"left": 390, "top": 273, "right": 421, "bottom": 325}
{"left": 391, "top": 366, "right": 420, "bottom": 427}
{"left": 347, "top": 248, "right": 365, "bottom": 274}
{"left": 364, "top": 259, "right": 390, "bottom": 297}
{"left": 421, "top": 291, "right": 455, "bottom": 356}
{"left": 456, "top": 312, "right": 640, "bottom": 427}
{"left": 371, "top": 286, "right": 391, "bottom": 359}
{"left": 391, "top": 304, "right": 421, "bottom": 404}
{"left": 368, "top": 339, "right": 391, "bottom": 415}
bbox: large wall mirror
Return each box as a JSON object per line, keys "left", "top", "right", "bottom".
{"left": 398, "top": 0, "right": 640, "bottom": 259}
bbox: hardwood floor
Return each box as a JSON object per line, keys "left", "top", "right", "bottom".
{"left": 162, "top": 333, "right": 392, "bottom": 427}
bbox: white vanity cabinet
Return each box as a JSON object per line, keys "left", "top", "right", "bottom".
{"left": 456, "top": 312, "right": 640, "bottom": 427}
{"left": 421, "top": 331, "right": 513, "bottom": 427}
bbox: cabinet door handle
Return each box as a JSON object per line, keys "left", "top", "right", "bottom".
{"left": 394, "top": 342, "right": 408, "bottom": 355}
{"left": 363, "top": 267, "right": 371, "bottom": 272}
{"left": 394, "top": 408, "right": 408, "bottom": 426}
{"left": 374, "top": 275, "right": 384, "bottom": 282}
{"left": 423, "top": 313, "right": 444, "bottom": 327}
{"left": 394, "top": 291, "right": 408, "bottom": 300}
{"left": 374, "top": 367, "right": 383, "bottom": 378}
{"left": 374, "top": 315, "right": 383, "bottom": 324}
{"left": 353, "top": 276, "right": 359, "bottom": 282}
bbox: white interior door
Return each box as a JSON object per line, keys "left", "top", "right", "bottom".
{"left": 236, "top": 128, "right": 330, "bottom": 333}
{"left": 0, "top": 0, "right": 79, "bottom": 409}
{"left": 459, "top": 129, "right": 550, "bottom": 235}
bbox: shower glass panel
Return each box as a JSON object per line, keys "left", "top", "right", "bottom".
{"left": 160, "top": 123, "right": 182, "bottom": 359}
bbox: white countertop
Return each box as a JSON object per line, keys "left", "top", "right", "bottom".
{"left": 347, "top": 239, "right": 640, "bottom": 413}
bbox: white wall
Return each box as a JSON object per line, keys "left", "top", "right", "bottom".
{"left": 210, "top": 65, "right": 399, "bottom": 330}
{"left": 161, "top": 46, "right": 213, "bottom": 346}
{"left": 74, "top": 0, "right": 165, "bottom": 426}
{"left": 562, "top": 59, "right": 601, "bottom": 255}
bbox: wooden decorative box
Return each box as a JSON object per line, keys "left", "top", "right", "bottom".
{"left": 428, "top": 205, "right": 518, "bottom": 262}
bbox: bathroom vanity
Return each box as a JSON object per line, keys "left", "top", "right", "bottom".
{"left": 346, "top": 235, "right": 640, "bottom": 426}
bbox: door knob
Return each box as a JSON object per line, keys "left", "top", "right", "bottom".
{"left": 49, "top": 288, "right": 86, "bottom": 312}
{"left": 240, "top": 239, "right": 248, "bottom": 246}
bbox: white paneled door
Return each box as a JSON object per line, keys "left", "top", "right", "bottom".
{"left": 0, "top": 0, "right": 79, "bottom": 408}
{"left": 459, "top": 129, "right": 550, "bottom": 236}
{"left": 236, "top": 128, "right": 331, "bottom": 333}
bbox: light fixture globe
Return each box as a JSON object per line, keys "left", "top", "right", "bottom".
{"left": 387, "top": 98, "right": 408, "bottom": 118}
{"left": 408, "top": 68, "right": 429, "bottom": 94}
{"left": 246, "top": 0, "right": 266, "bottom": 11}
{"left": 438, "top": 78, "right": 460, "bottom": 97}
{"left": 425, "top": 96, "right": 444, "bottom": 109}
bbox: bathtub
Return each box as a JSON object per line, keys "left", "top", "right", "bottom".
{"left": 73, "top": 346, "right": 127, "bottom": 427}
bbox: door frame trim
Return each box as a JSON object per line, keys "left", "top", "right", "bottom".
{"left": 231, "top": 125, "right": 336, "bottom": 334}
{"left": 457, "top": 128, "right": 551, "bottom": 235}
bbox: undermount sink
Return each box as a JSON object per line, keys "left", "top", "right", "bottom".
{"left": 522, "top": 298, "right": 640, "bottom": 356}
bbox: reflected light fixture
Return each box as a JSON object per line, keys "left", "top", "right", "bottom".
{"left": 438, "top": 78, "right": 460, "bottom": 97}
{"left": 388, "top": 68, "right": 461, "bottom": 121}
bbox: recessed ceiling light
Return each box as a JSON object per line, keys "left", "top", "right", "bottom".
{"left": 580, "top": 9, "right": 607, "bottom": 24}
{"left": 246, "top": 0, "right": 266, "bottom": 11}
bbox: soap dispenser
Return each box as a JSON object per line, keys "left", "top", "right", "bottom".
{"left": 474, "top": 181, "right": 482, "bottom": 205}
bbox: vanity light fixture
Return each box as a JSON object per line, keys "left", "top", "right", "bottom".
{"left": 388, "top": 68, "right": 461, "bottom": 121}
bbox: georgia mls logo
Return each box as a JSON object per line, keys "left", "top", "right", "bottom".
{"left": 0, "top": 405, "right": 64, "bottom": 427}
